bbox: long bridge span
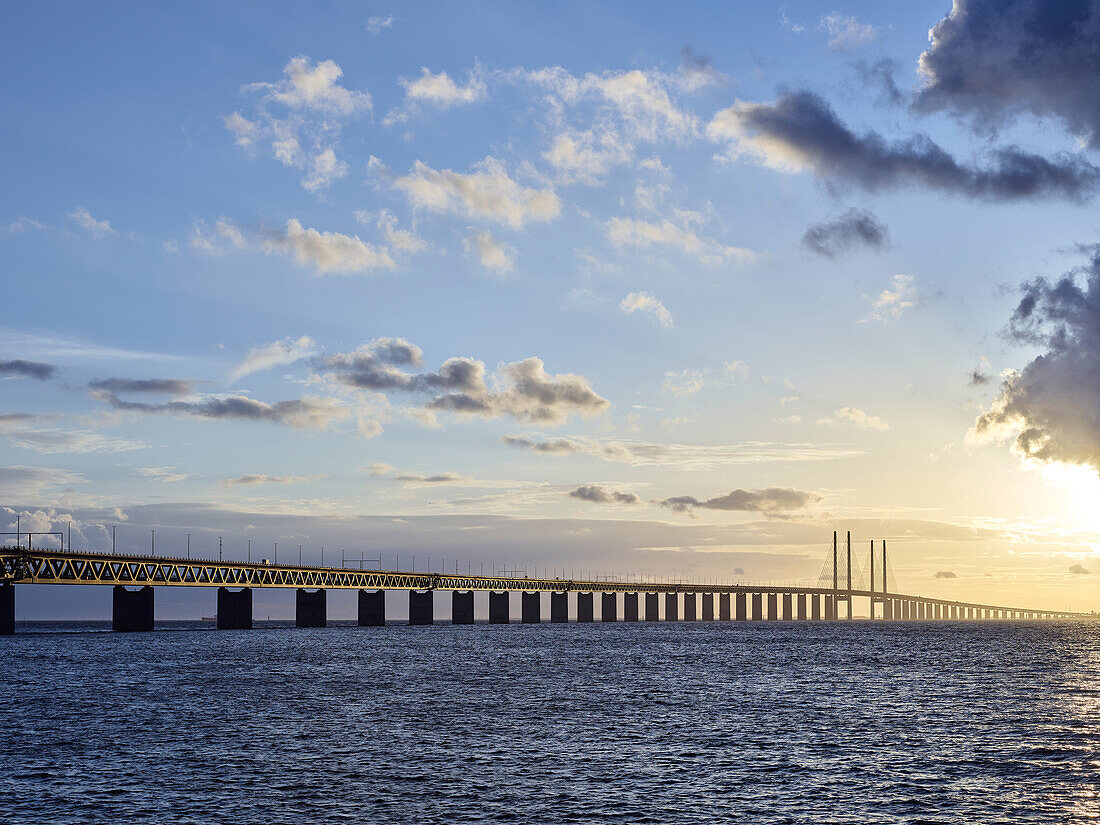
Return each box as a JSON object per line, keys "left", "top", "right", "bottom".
{"left": 1, "top": 532, "right": 1091, "bottom": 632}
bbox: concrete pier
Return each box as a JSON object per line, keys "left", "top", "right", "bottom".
{"left": 767, "top": 593, "right": 778, "bottom": 620}
{"left": 522, "top": 591, "right": 541, "bottom": 623}
{"left": 577, "top": 592, "right": 594, "bottom": 622}
{"left": 216, "top": 587, "right": 252, "bottom": 630}
{"left": 824, "top": 595, "right": 833, "bottom": 620}
{"left": 665, "top": 592, "right": 678, "bottom": 621}
{"left": 752, "top": 593, "right": 763, "bottom": 621}
{"left": 645, "top": 592, "right": 660, "bottom": 621}
{"left": 702, "top": 593, "right": 714, "bottom": 621}
{"left": 683, "top": 592, "right": 697, "bottom": 621}
{"left": 883, "top": 599, "right": 893, "bottom": 620}
{"left": 451, "top": 590, "right": 474, "bottom": 625}
{"left": 782, "top": 593, "right": 793, "bottom": 621}
{"left": 358, "top": 589, "right": 386, "bottom": 626}
{"left": 113, "top": 585, "right": 154, "bottom": 632}
{"left": 489, "top": 591, "right": 510, "bottom": 624}
{"left": 601, "top": 592, "right": 617, "bottom": 622}
{"left": 736, "top": 592, "right": 747, "bottom": 621}
{"left": 550, "top": 591, "right": 568, "bottom": 623}
{"left": 719, "top": 593, "right": 731, "bottom": 621}
{"left": 295, "top": 588, "right": 326, "bottom": 627}
{"left": 624, "top": 592, "right": 639, "bottom": 622}
{"left": 1, "top": 583, "right": 13, "bottom": 635}
{"left": 797, "top": 593, "right": 807, "bottom": 620}
{"left": 811, "top": 594, "right": 821, "bottom": 620}
{"left": 409, "top": 590, "right": 434, "bottom": 625}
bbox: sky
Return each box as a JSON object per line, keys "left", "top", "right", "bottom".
{"left": 4, "top": 0, "right": 1100, "bottom": 618}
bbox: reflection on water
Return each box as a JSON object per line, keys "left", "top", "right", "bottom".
{"left": 4, "top": 621, "right": 1100, "bottom": 823}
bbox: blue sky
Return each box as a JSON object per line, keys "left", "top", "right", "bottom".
{"left": 5, "top": 0, "right": 1100, "bottom": 616}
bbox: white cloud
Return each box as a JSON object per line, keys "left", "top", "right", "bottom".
{"left": 385, "top": 156, "right": 561, "bottom": 228}
{"left": 620, "top": 291, "right": 674, "bottom": 328}
{"left": 267, "top": 219, "right": 395, "bottom": 274}
{"left": 373, "top": 209, "right": 426, "bottom": 254}
{"left": 3, "top": 428, "right": 145, "bottom": 454}
{"left": 725, "top": 361, "right": 751, "bottom": 381}
{"left": 464, "top": 230, "right": 514, "bottom": 273}
{"left": 231, "top": 335, "right": 318, "bottom": 381}
{"left": 258, "top": 56, "right": 371, "bottom": 116}
{"left": 400, "top": 68, "right": 486, "bottom": 106}
{"left": 301, "top": 148, "right": 348, "bottom": 192}
{"left": 190, "top": 217, "right": 248, "bottom": 254}
{"left": 663, "top": 369, "right": 705, "bottom": 396}
{"left": 830, "top": 406, "right": 890, "bottom": 431}
{"left": 224, "top": 112, "right": 258, "bottom": 147}
{"left": 0, "top": 466, "right": 82, "bottom": 500}
{"left": 866, "top": 274, "right": 917, "bottom": 321}
{"left": 543, "top": 129, "right": 632, "bottom": 185}
{"left": 366, "top": 14, "right": 394, "bottom": 34}
{"left": 138, "top": 467, "right": 189, "bottom": 483}
{"left": 224, "top": 473, "right": 309, "bottom": 486}
{"left": 606, "top": 216, "right": 756, "bottom": 265}
{"left": 7, "top": 216, "right": 48, "bottom": 233}
{"left": 818, "top": 13, "right": 877, "bottom": 50}
{"left": 68, "top": 207, "right": 116, "bottom": 236}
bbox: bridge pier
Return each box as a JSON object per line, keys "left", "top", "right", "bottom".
{"left": 489, "top": 591, "right": 510, "bottom": 624}
{"left": 767, "top": 593, "right": 778, "bottom": 620}
{"left": 719, "top": 593, "right": 731, "bottom": 620}
{"left": 811, "top": 594, "right": 820, "bottom": 620}
{"left": 700, "top": 592, "right": 713, "bottom": 621}
{"left": 824, "top": 595, "right": 833, "bottom": 620}
{"left": 451, "top": 591, "right": 474, "bottom": 625}
{"left": 883, "top": 599, "right": 893, "bottom": 620}
{"left": 113, "top": 585, "right": 154, "bottom": 632}
{"left": 577, "top": 592, "right": 594, "bottom": 622}
{"left": 522, "top": 592, "right": 541, "bottom": 623}
{"left": 782, "top": 593, "right": 793, "bottom": 621}
{"left": 295, "top": 588, "right": 326, "bottom": 627}
{"left": 736, "top": 592, "right": 747, "bottom": 621}
{"left": 358, "top": 589, "right": 386, "bottom": 626}
{"left": 550, "top": 591, "right": 568, "bottom": 623}
{"left": 683, "top": 593, "right": 697, "bottom": 621}
{"left": 1, "top": 583, "right": 13, "bottom": 635}
{"left": 752, "top": 593, "right": 763, "bottom": 621}
{"left": 645, "top": 592, "right": 660, "bottom": 621}
{"left": 216, "top": 587, "right": 252, "bottom": 630}
{"left": 797, "top": 593, "right": 806, "bottom": 620}
{"left": 665, "top": 592, "right": 678, "bottom": 621}
{"left": 602, "top": 592, "right": 617, "bottom": 622}
{"left": 624, "top": 592, "right": 639, "bottom": 622}
{"left": 409, "top": 590, "right": 433, "bottom": 625}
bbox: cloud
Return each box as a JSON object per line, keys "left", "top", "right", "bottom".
{"left": 7, "top": 215, "right": 48, "bottom": 233}
{"left": 0, "top": 466, "right": 82, "bottom": 501}
{"left": 606, "top": 216, "right": 756, "bottom": 265}
{"left": 224, "top": 474, "right": 308, "bottom": 486}
{"left": 501, "top": 434, "right": 863, "bottom": 468}
{"left": 399, "top": 68, "right": 487, "bottom": 107}
{"left": 88, "top": 377, "right": 194, "bottom": 395}
{"left": 657, "top": 487, "right": 821, "bottom": 516}
{"left": 91, "top": 390, "right": 348, "bottom": 431}
{"left": 68, "top": 207, "right": 116, "bottom": 236}
{"left": 568, "top": 484, "right": 641, "bottom": 505}
{"left": 3, "top": 427, "right": 145, "bottom": 455}
{"left": 393, "top": 472, "right": 470, "bottom": 485}
{"left": 620, "top": 291, "right": 674, "bottom": 328}
{"left": 366, "top": 14, "right": 394, "bottom": 34}
{"left": 663, "top": 369, "right": 705, "bottom": 396}
{"left": 0, "top": 359, "right": 56, "bottom": 380}
{"left": 915, "top": 0, "right": 1100, "bottom": 151}
{"left": 802, "top": 208, "right": 889, "bottom": 258}
{"left": 677, "top": 46, "right": 727, "bottom": 92}
{"left": 231, "top": 336, "right": 317, "bottom": 381}
{"left": 373, "top": 209, "right": 426, "bottom": 254}
{"left": 971, "top": 249, "right": 1100, "bottom": 472}
{"left": 1070, "top": 564, "right": 1092, "bottom": 575}
{"left": 708, "top": 90, "right": 1100, "bottom": 201}
{"left": 254, "top": 56, "right": 371, "bottom": 116}
{"left": 543, "top": 129, "right": 632, "bottom": 185}
{"left": 138, "top": 467, "right": 189, "bottom": 483}
{"left": 301, "top": 148, "right": 347, "bottom": 192}
{"left": 818, "top": 13, "right": 877, "bottom": 50}
{"left": 266, "top": 219, "right": 395, "bottom": 274}
{"left": 866, "top": 274, "right": 916, "bottom": 321}
{"left": 935, "top": 570, "right": 958, "bottom": 579}
{"left": 383, "top": 156, "right": 561, "bottom": 228}
{"left": 834, "top": 406, "right": 890, "bottom": 431}
{"left": 464, "top": 230, "right": 514, "bottom": 272}
{"left": 968, "top": 370, "right": 992, "bottom": 386}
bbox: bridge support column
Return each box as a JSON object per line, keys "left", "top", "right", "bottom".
{"left": 736, "top": 592, "right": 747, "bottom": 621}
{"left": 702, "top": 593, "right": 714, "bottom": 621}
{"left": 782, "top": 593, "right": 793, "bottom": 621}
{"left": 1, "top": 583, "right": 13, "bottom": 635}
{"left": 767, "top": 593, "right": 778, "bottom": 620}
{"left": 752, "top": 593, "right": 763, "bottom": 621}
{"left": 489, "top": 591, "right": 510, "bottom": 624}
{"left": 644, "top": 592, "right": 659, "bottom": 621}
{"left": 883, "top": 599, "right": 893, "bottom": 620}
{"left": 113, "top": 585, "right": 154, "bottom": 632}
{"left": 824, "top": 595, "right": 833, "bottom": 620}
{"left": 451, "top": 591, "right": 474, "bottom": 625}
{"left": 797, "top": 593, "right": 807, "bottom": 620}
{"left": 522, "top": 592, "right": 541, "bottom": 623}
{"left": 217, "top": 587, "right": 252, "bottom": 630}
{"left": 409, "top": 590, "right": 433, "bottom": 625}
{"left": 295, "top": 588, "right": 326, "bottom": 627}
{"left": 664, "top": 592, "right": 678, "bottom": 621}
{"left": 601, "top": 592, "right": 617, "bottom": 622}
{"left": 811, "top": 594, "right": 820, "bottom": 620}
{"left": 550, "top": 591, "right": 568, "bottom": 623}
{"left": 577, "top": 592, "right": 594, "bottom": 622}
{"left": 683, "top": 593, "right": 697, "bottom": 621}
{"left": 719, "top": 593, "right": 731, "bottom": 620}
{"left": 358, "top": 589, "right": 386, "bottom": 626}
{"left": 624, "top": 592, "right": 639, "bottom": 622}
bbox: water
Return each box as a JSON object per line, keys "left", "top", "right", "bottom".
{"left": 4, "top": 621, "right": 1100, "bottom": 823}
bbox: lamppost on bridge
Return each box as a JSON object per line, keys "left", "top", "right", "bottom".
{"left": 151, "top": 529, "right": 155, "bottom": 556}
{"left": 187, "top": 533, "right": 190, "bottom": 559}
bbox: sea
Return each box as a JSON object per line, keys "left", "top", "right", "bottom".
{"left": 3, "top": 620, "right": 1100, "bottom": 823}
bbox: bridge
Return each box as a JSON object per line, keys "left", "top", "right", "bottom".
{"left": 0, "top": 531, "right": 1090, "bottom": 632}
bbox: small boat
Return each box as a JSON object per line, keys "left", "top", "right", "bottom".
{"left": 200, "top": 615, "right": 216, "bottom": 622}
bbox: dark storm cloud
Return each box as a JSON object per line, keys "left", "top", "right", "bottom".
{"left": 802, "top": 208, "right": 889, "bottom": 258}
{"left": 915, "top": 0, "right": 1100, "bottom": 150}
{"left": 567, "top": 485, "right": 642, "bottom": 505}
{"left": 0, "top": 359, "right": 57, "bottom": 380}
{"left": 91, "top": 390, "right": 345, "bottom": 430}
{"left": 709, "top": 90, "right": 1100, "bottom": 201}
{"left": 968, "top": 370, "right": 992, "bottom": 386}
{"left": 656, "top": 487, "right": 821, "bottom": 516}
{"left": 973, "top": 249, "right": 1100, "bottom": 470}
{"left": 934, "top": 570, "right": 958, "bottom": 579}
{"left": 88, "top": 377, "right": 195, "bottom": 395}
{"left": 856, "top": 57, "right": 904, "bottom": 107}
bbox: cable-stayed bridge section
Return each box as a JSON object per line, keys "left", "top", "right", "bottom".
{"left": 0, "top": 531, "right": 1090, "bottom": 633}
